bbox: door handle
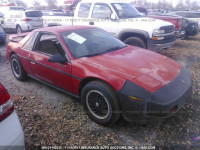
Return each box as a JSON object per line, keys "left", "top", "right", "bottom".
{"left": 89, "top": 22, "right": 94, "bottom": 25}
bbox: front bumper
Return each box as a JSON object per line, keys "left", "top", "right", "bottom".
{"left": 117, "top": 67, "right": 192, "bottom": 122}
{"left": 0, "top": 111, "right": 25, "bottom": 149}
{"left": 147, "top": 35, "right": 176, "bottom": 51}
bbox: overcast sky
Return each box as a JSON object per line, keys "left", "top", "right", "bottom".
{"left": 20, "top": 0, "right": 195, "bottom": 7}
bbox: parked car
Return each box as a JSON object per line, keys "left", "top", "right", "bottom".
{"left": 135, "top": 7, "right": 186, "bottom": 39}
{"left": 0, "top": 83, "right": 25, "bottom": 148}
{"left": 52, "top": 9, "right": 64, "bottom": 13}
{"left": 170, "top": 11, "right": 200, "bottom": 30}
{"left": 0, "top": 6, "right": 25, "bottom": 12}
{"left": 43, "top": 0, "right": 176, "bottom": 51}
{"left": 136, "top": 7, "right": 199, "bottom": 39}
{"left": 149, "top": 15, "right": 186, "bottom": 39}
{"left": 42, "top": 11, "right": 69, "bottom": 17}
{"left": 7, "top": 26, "right": 192, "bottom": 126}
{"left": 1, "top": 10, "right": 43, "bottom": 33}
{"left": 181, "top": 18, "right": 199, "bottom": 39}
{"left": 0, "top": 25, "right": 6, "bottom": 44}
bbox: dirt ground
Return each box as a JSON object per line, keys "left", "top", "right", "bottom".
{"left": 0, "top": 33, "right": 200, "bottom": 150}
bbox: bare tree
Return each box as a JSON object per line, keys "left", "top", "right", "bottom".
{"left": 176, "top": 0, "right": 185, "bottom": 10}
{"left": 32, "top": 0, "right": 41, "bottom": 9}
{"left": 45, "top": 0, "right": 57, "bottom": 10}
{"left": 14, "top": 0, "right": 27, "bottom": 8}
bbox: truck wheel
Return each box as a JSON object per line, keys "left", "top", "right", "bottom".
{"left": 81, "top": 81, "right": 121, "bottom": 126}
{"left": 16, "top": 25, "right": 22, "bottom": 34}
{"left": 124, "top": 37, "right": 146, "bottom": 48}
{"left": 11, "top": 54, "right": 26, "bottom": 81}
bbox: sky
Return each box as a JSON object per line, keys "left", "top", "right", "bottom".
{"left": 2, "top": 0, "right": 197, "bottom": 7}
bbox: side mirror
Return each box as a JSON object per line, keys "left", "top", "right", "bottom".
{"left": 48, "top": 53, "right": 67, "bottom": 65}
{"left": 111, "top": 13, "right": 116, "bottom": 20}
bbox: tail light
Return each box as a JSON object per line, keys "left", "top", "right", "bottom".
{"left": 23, "top": 18, "right": 33, "bottom": 22}
{"left": 0, "top": 84, "right": 14, "bottom": 122}
{"left": 170, "top": 105, "right": 178, "bottom": 114}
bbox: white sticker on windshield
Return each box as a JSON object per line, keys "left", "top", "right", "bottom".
{"left": 67, "top": 33, "right": 86, "bottom": 44}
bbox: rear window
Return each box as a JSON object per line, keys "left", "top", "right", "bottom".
{"left": 25, "top": 11, "right": 42, "bottom": 17}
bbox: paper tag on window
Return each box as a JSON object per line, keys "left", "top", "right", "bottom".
{"left": 67, "top": 33, "right": 86, "bottom": 44}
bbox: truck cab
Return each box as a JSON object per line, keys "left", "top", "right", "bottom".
{"left": 73, "top": 0, "right": 176, "bottom": 51}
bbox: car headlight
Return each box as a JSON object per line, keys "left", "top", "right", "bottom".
{"left": 153, "top": 29, "right": 165, "bottom": 35}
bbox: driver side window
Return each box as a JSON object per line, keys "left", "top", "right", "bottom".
{"left": 92, "top": 3, "right": 112, "bottom": 19}
{"left": 35, "top": 33, "right": 64, "bottom": 56}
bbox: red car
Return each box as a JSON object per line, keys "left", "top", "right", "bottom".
{"left": 7, "top": 26, "right": 192, "bottom": 125}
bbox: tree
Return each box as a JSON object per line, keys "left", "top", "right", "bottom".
{"left": 176, "top": 0, "right": 185, "bottom": 10}
{"left": 14, "top": 0, "right": 27, "bottom": 8}
{"left": 45, "top": 0, "right": 57, "bottom": 10}
{"left": 32, "top": 0, "right": 41, "bottom": 9}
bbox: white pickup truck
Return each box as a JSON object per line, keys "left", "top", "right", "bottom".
{"left": 43, "top": 0, "right": 176, "bottom": 51}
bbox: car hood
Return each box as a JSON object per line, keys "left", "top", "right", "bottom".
{"left": 80, "top": 46, "right": 181, "bottom": 93}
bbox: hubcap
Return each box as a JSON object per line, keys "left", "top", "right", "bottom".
{"left": 12, "top": 59, "right": 21, "bottom": 77}
{"left": 86, "top": 90, "right": 110, "bottom": 120}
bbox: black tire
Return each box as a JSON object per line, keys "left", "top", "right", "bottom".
{"left": 10, "top": 54, "right": 26, "bottom": 81}
{"left": 81, "top": 80, "right": 121, "bottom": 126}
{"left": 124, "top": 37, "right": 146, "bottom": 48}
{"left": 16, "top": 25, "right": 22, "bottom": 34}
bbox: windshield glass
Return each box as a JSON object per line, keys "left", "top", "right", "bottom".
{"left": 111, "top": 3, "right": 142, "bottom": 19}
{"left": 61, "top": 28, "right": 126, "bottom": 58}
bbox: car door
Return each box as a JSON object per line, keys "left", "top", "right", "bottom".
{"left": 90, "top": 3, "right": 119, "bottom": 37}
{"left": 73, "top": 3, "right": 93, "bottom": 26}
{"left": 1, "top": 12, "right": 12, "bottom": 29}
{"left": 28, "top": 32, "right": 73, "bottom": 92}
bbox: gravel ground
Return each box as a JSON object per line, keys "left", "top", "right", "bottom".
{"left": 0, "top": 34, "right": 200, "bottom": 150}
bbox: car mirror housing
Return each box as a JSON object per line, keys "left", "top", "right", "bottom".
{"left": 48, "top": 53, "right": 67, "bottom": 65}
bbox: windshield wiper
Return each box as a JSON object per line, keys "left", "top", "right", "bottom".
{"left": 83, "top": 45, "right": 127, "bottom": 58}
{"left": 105, "top": 45, "right": 127, "bottom": 53}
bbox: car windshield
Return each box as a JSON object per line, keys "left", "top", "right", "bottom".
{"left": 111, "top": 3, "right": 142, "bottom": 19}
{"left": 61, "top": 28, "right": 127, "bottom": 58}
{"left": 25, "top": 11, "right": 42, "bottom": 17}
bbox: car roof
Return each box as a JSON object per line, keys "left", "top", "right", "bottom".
{"left": 35, "top": 26, "right": 96, "bottom": 34}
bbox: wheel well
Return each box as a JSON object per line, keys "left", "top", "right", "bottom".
{"left": 10, "top": 52, "right": 16, "bottom": 58}
{"left": 79, "top": 77, "right": 114, "bottom": 95}
{"left": 120, "top": 32, "right": 147, "bottom": 45}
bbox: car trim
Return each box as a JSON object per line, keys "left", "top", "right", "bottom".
{"left": 27, "top": 74, "right": 80, "bottom": 99}
{"left": 16, "top": 54, "right": 82, "bottom": 80}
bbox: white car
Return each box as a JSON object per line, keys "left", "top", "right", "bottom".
{"left": 0, "top": 83, "right": 25, "bottom": 149}
{"left": 1, "top": 10, "right": 43, "bottom": 33}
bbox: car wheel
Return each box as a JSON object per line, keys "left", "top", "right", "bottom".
{"left": 124, "top": 37, "right": 146, "bottom": 48}
{"left": 81, "top": 81, "right": 121, "bottom": 126}
{"left": 16, "top": 25, "right": 22, "bottom": 34}
{"left": 11, "top": 54, "right": 26, "bottom": 81}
